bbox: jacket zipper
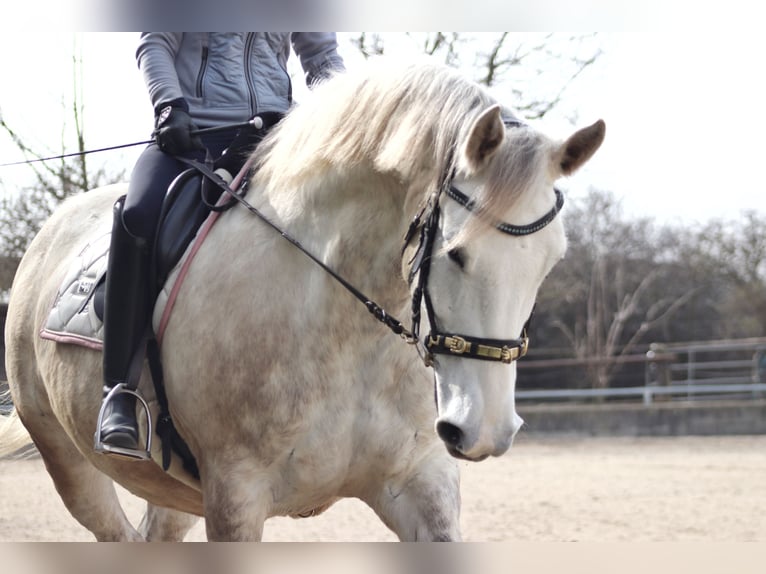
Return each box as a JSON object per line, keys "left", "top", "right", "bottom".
{"left": 243, "top": 33, "right": 257, "bottom": 116}
{"left": 279, "top": 43, "right": 293, "bottom": 104}
{"left": 196, "top": 45, "right": 209, "bottom": 98}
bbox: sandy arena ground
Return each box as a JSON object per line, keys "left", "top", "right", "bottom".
{"left": 1, "top": 434, "right": 764, "bottom": 542}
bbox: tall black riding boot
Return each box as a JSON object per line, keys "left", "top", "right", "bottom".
{"left": 94, "top": 196, "right": 152, "bottom": 460}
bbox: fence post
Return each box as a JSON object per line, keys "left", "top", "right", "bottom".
{"left": 754, "top": 349, "right": 766, "bottom": 398}
{"left": 645, "top": 343, "right": 670, "bottom": 405}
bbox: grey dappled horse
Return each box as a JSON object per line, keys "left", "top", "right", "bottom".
{"left": 1, "top": 62, "right": 604, "bottom": 540}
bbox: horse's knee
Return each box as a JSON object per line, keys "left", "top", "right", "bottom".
{"left": 372, "top": 459, "right": 462, "bottom": 541}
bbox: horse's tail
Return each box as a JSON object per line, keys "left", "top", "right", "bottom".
{"left": 0, "top": 392, "right": 35, "bottom": 458}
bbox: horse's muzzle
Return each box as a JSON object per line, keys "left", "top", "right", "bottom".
{"left": 436, "top": 420, "right": 492, "bottom": 462}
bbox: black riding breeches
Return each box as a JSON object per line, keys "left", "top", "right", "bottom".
{"left": 122, "top": 129, "right": 238, "bottom": 241}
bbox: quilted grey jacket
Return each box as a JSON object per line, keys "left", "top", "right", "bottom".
{"left": 136, "top": 32, "right": 344, "bottom": 127}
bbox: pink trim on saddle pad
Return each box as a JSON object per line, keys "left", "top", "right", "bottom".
{"left": 155, "top": 161, "right": 253, "bottom": 344}
{"left": 39, "top": 329, "right": 104, "bottom": 351}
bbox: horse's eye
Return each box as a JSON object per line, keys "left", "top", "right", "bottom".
{"left": 447, "top": 248, "right": 466, "bottom": 269}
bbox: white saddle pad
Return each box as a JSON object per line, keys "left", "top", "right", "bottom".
{"left": 40, "top": 228, "right": 111, "bottom": 349}
{"left": 39, "top": 228, "right": 191, "bottom": 351}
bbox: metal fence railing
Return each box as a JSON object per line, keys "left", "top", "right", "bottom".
{"left": 516, "top": 382, "right": 766, "bottom": 406}
{"left": 516, "top": 337, "right": 766, "bottom": 405}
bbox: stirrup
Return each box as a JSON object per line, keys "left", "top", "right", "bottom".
{"left": 94, "top": 383, "right": 153, "bottom": 461}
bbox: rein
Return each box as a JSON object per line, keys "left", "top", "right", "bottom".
{"left": 178, "top": 158, "right": 417, "bottom": 343}
{"left": 183, "top": 156, "right": 563, "bottom": 368}
{"left": 0, "top": 119, "right": 262, "bottom": 168}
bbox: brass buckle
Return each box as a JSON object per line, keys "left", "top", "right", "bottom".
{"left": 498, "top": 337, "right": 530, "bottom": 364}
{"left": 447, "top": 336, "right": 469, "bottom": 355}
{"left": 520, "top": 336, "right": 529, "bottom": 358}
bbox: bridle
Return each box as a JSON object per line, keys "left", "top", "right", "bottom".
{"left": 403, "top": 179, "right": 564, "bottom": 367}
{"left": 180, "top": 124, "right": 564, "bottom": 369}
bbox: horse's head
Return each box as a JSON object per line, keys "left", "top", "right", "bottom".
{"left": 255, "top": 62, "right": 604, "bottom": 461}
{"left": 405, "top": 104, "right": 605, "bottom": 461}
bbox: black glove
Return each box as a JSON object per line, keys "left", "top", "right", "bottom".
{"left": 153, "top": 100, "right": 203, "bottom": 156}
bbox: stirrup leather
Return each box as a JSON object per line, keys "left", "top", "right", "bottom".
{"left": 94, "top": 384, "right": 153, "bottom": 460}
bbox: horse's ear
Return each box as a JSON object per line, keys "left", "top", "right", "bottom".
{"left": 463, "top": 105, "right": 505, "bottom": 172}
{"left": 557, "top": 119, "right": 606, "bottom": 176}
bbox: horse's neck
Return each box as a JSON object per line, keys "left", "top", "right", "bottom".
{"left": 261, "top": 169, "right": 411, "bottom": 311}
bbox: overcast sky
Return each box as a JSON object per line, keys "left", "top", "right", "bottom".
{"left": 1, "top": 31, "right": 764, "bottom": 228}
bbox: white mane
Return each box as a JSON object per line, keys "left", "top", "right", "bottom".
{"left": 250, "top": 62, "right": 550, "bottom": 243}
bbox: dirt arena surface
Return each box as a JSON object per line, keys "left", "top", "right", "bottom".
{"left": 1, "top": 434, "right": 764, "bottom": 542}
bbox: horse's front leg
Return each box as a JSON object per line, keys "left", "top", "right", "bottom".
{"left": 138, "top": 503, "right": 200, "bottom": 541}
{"left": 200, "top": 466, "right": 270, "bottom": 541}
{"left": 370, "top": 453, "right": 462, "bottom": 541}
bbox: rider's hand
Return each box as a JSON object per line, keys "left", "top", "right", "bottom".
{"left": 153, "top": 100, "right": 203, "bottom": 156}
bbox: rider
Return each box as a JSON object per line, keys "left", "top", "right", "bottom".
{"left": 96, "top": 33, "right": 345, "bottom": 459}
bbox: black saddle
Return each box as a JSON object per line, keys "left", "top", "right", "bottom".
{"left": 153, "top": 111, "right": 283, "bottom": 290}
{"left": 154, "top": 165, "right": 224, "bottom": 290}
{"left": 91, "top": 163, "right": 229, "bottom": 324}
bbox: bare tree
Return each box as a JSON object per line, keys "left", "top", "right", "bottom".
{"left": 474, "top": 33, "right": 601, "bottom": 119}
{"left": 0, "top": 38, "right": 123, "bottom": 287}
{"left": 561, "top": 257, "right": 696, "bottom": 389}
{"left": 688, "top": 211, "right": 766, "bottom": 337}
{"left": 347, "top": 33, "right": 602, "bottom": 120}
{"left": 540, "top": 189, "right": 696, "bottom": 388}
{"left": 349, "top": 33, "right": 386, "bottom": 59}
{"left": 418, "top": 32, "right": 463, "bottom": 67}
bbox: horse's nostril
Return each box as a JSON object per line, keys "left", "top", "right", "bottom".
{"left": 436, "top": 421, "right": 463, "bottom": 448}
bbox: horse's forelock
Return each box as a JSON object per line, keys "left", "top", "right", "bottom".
{"left": 447, "top": 128, "right": 550, "bottom": 248}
